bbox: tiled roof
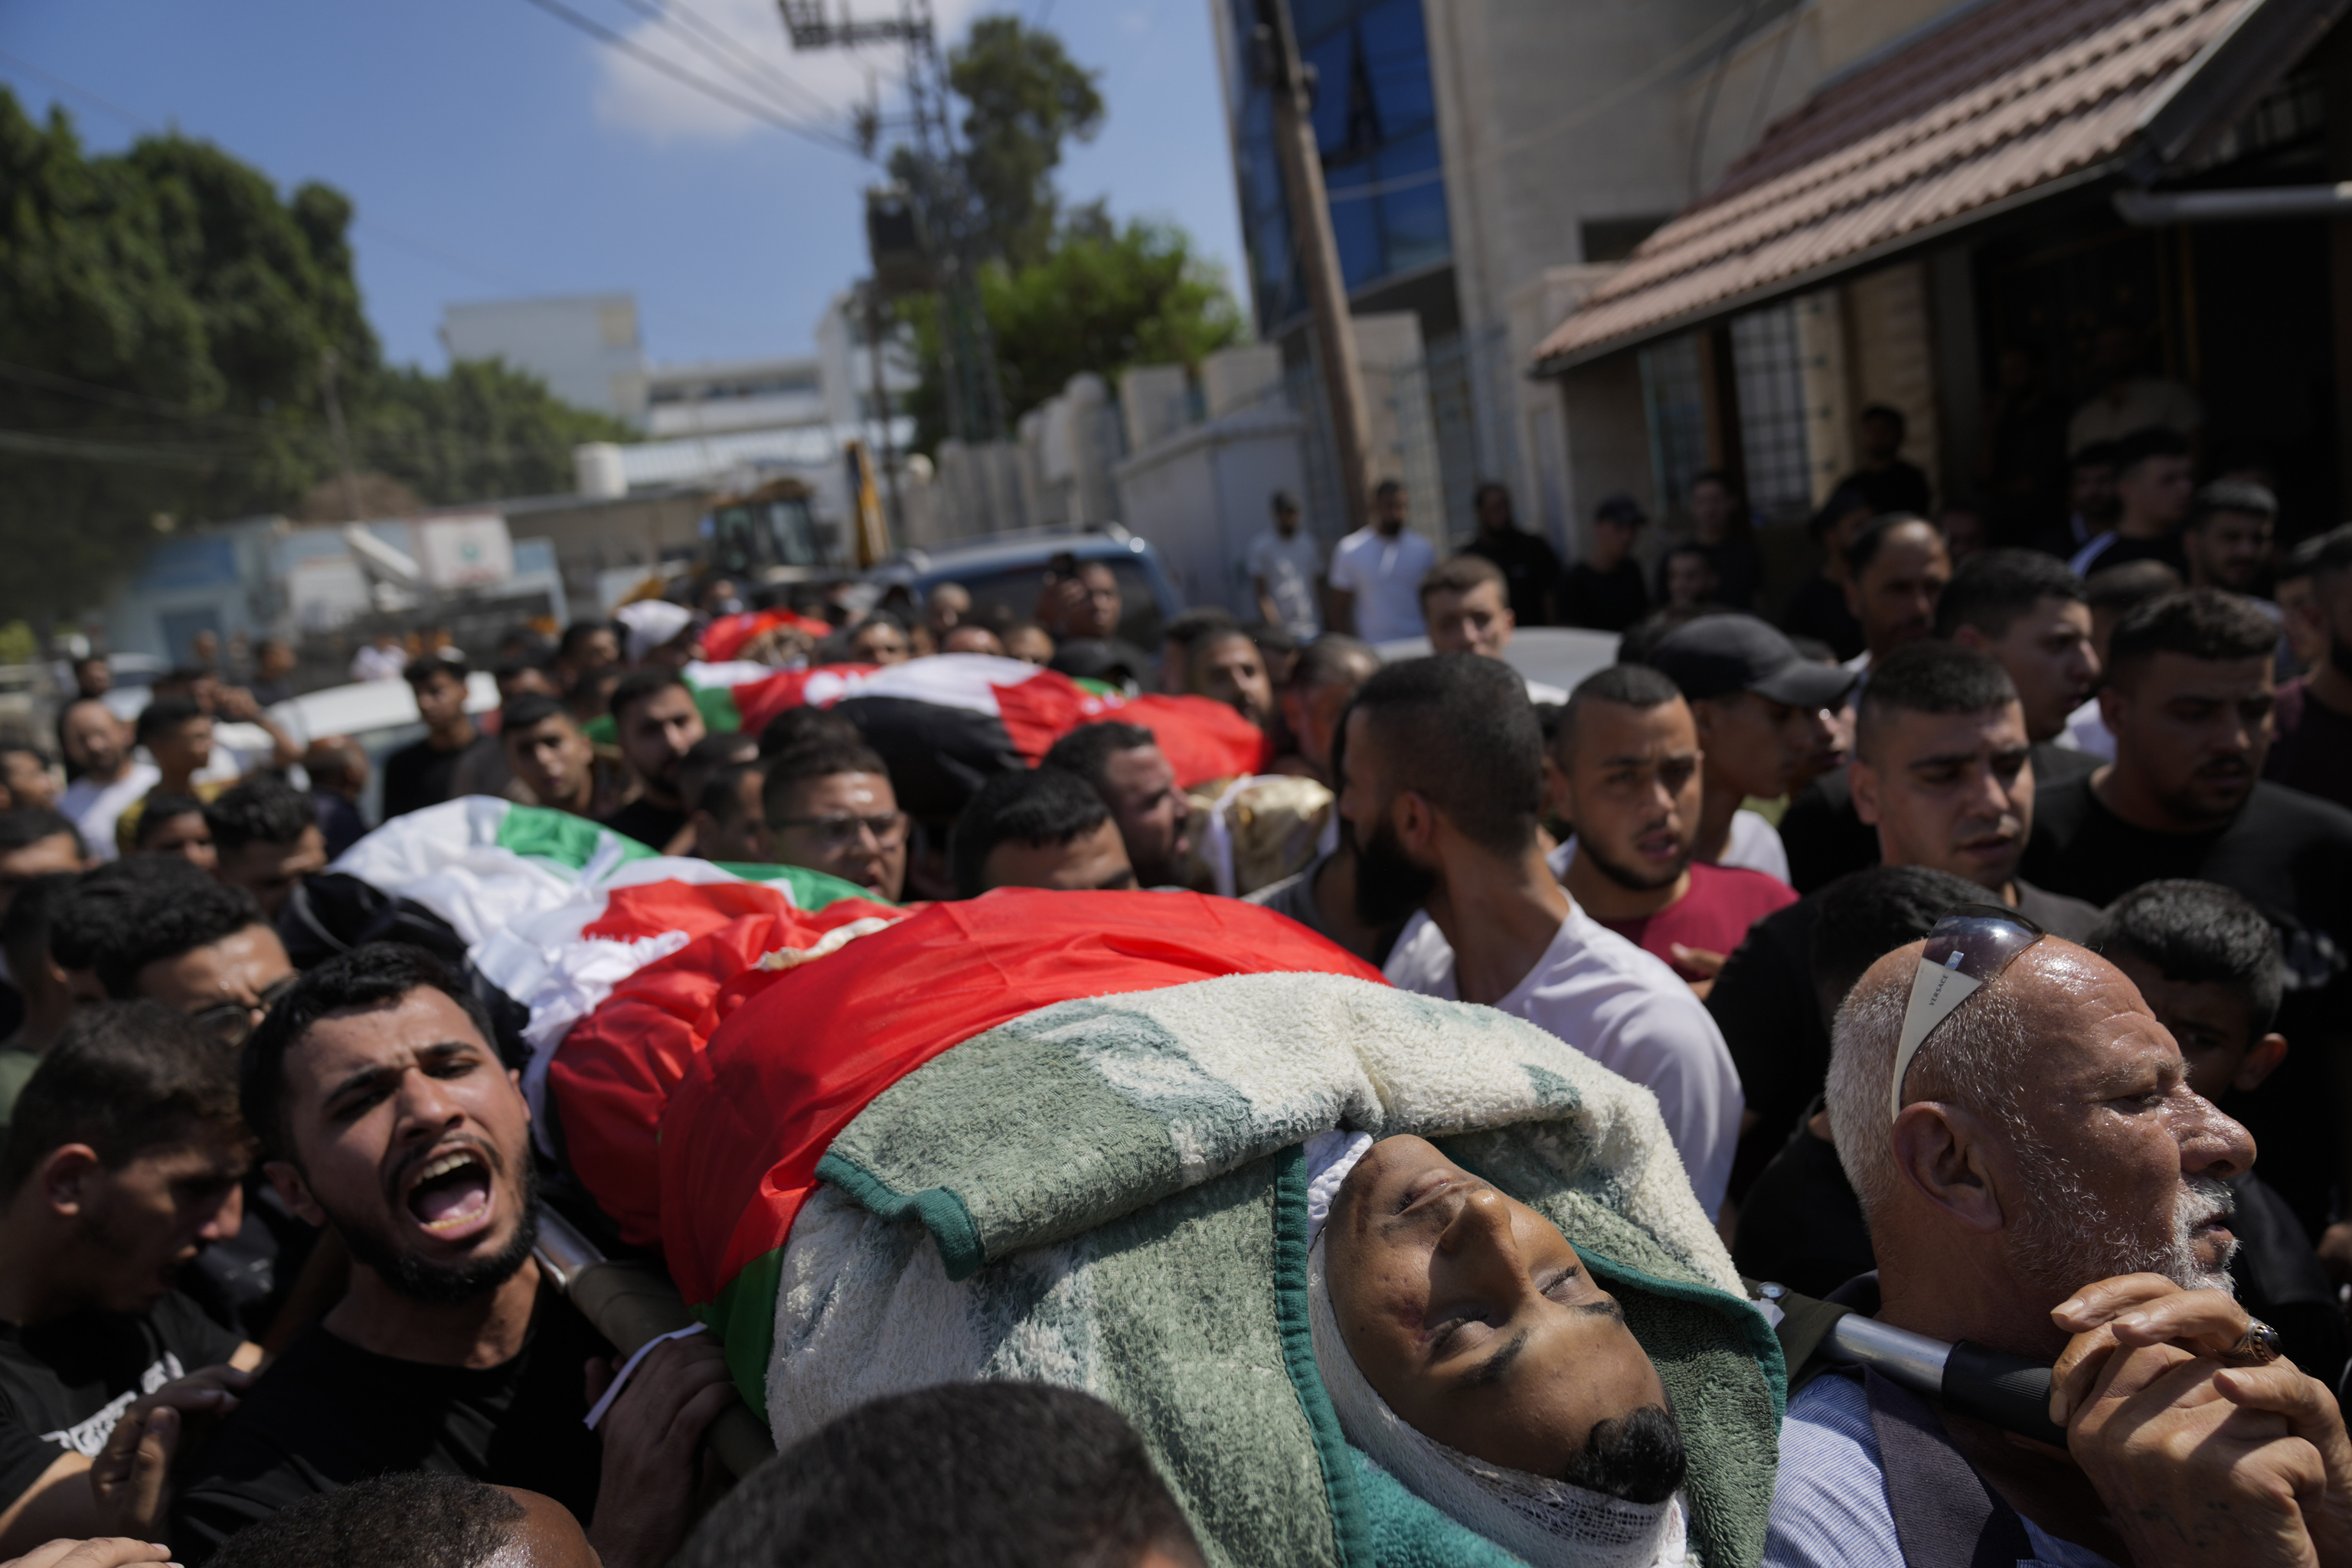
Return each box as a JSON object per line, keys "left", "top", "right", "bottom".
{"left": 1534, "top": 0, "right": 2259, "bottom": 369}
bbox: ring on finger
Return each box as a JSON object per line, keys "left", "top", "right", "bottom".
{"left": 2218, "top": 1318, "right": 2285, "bottom": 1367}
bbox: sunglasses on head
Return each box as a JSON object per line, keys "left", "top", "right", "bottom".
{"left": 1889, "top": 903, "right": 2045, "bottom": 1122}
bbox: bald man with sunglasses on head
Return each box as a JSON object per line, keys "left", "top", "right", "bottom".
{"left": 1765, "top": 907, "right": 2352, "bottom": 1568}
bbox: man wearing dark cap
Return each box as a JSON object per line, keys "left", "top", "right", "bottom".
{"left": 1248, "top": 492, "right": 1325, "bottom": 642}
{"left": 1643, "top": 615, "right": 1855, "bottom": 884}
{"left": 1559, "top": 495, "right": 1651, "bottom": 632}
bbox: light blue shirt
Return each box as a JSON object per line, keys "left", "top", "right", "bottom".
{"left": 1766, "top": 1375, "right": 2115, "bottom": 1568}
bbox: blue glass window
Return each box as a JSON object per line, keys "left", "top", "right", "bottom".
{"left": 1221, "top": 0, "right": 1449, "bottom": 334}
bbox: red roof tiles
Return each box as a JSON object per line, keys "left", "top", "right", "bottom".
{"left": 1534, "top": 0, "right": 2256, "bottom": 369}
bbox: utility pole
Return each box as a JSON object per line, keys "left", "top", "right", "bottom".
{"left": 1254, "top": 0, "right": 1374, "bottom": 536}
{"left": 318, "top": 347, "right": 364, "bottom": 522}
{"left": 861, "top": 282, "right": 906, "bottom": 535}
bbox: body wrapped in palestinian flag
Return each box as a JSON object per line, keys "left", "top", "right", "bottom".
{"left": 331, "top": 815, "right": 1783, "bottom": 1566}
{"left": 636, "top": 891, "right": 1785, "bottom": 1568}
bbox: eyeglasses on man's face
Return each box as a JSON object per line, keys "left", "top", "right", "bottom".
{"left": 767, "top": 810, "right": 910, "bottom": 853}
{"left": 188, "top": 972, "right": 300, "bottom": 1047}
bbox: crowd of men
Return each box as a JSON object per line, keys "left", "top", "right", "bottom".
{"left": 0, "top": 448, "right": 2347, "bottom": 1566}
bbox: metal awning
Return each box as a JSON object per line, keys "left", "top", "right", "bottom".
{"left": 1532, "top": 0, "right": 2346, "bottom": 374}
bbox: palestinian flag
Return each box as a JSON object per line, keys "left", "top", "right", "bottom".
{"left": 699, "top": 607, "right": 831, "bottom": 663}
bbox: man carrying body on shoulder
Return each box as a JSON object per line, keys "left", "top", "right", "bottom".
{"left": 760, "top": 743, "right": 909, "bottom": 903}
{"left": 0, "top": 1002, "right": 262, "bottom": 1555}
{"left": 1457, "top": 481, "right": 1558, "bottom": 626}
{"left": 1768, "top": 923, "right": 2352, "bottom": 1568}
{"left": 599, "top": 671, "right": 707, "bottom": 854}
{"left": 949, "top": 769, "right": 1136, "bottom": 898}
{"left": 56, "top": 706, "right": 153, "bottom": 867}
{"left": 1560, "top": 495, "right": 1651, "bottom": 632}
{"left": 2024, "top": 587, "right": 2352, "bottom": 1251}
{"left": 1040, "top": 724, "right": 1192, "bottom": 892}
{"left": 1249, "top": 492, "right": 1324, "bottom": 643}
{"left": 1187, "top": 628, "right": 1276, "bottom": 731}
{"left": 2088, "top": 878, "right": 2348, "bottom": 1388}
{"left": 1327, "top": 481, "right": 1437, "bottom": 645}
{"left": 1643, "top": 616, "right": 1855, "bottom": 886}
{"left": 2069, "top": 424, "right": 2194, "bottom": 579}
{"left": 203, "top": 781, "right": 325, "bottom": 923}
{"left": 1711, "top": 644, "right": 2100, "bottom": 1208}
{"left": 1344, "top": 655, "right": 1743, "bottom": 1217}
{"left": 498, "top": 695, "right": 632, "bottom": 825}
{"left": 1544, "top": 665, "right": 1795, "bottom": 996}
{"left": 174, "top": 945, "right": 733, "bottom": 1566}
{"left": 2267, "top": 524, "right": 2352, "bottom": 812}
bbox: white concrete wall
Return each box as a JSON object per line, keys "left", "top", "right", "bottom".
{"left": 1114, "top": 407, "right": 1312, "bottom": 616}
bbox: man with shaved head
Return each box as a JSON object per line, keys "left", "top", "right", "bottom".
{"left": 1766, "top": 916, "right": 2352, "bottom": 1565}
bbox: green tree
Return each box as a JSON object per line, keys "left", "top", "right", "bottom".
{"left": 906, "top": 214, "right": 1246, "bottom": 450}
{"left": 355, "top": 359, "right": 634, "bottom": 507}
{"left": 942, "top": 15, "right": 1103, "bottom": 269}
{"left": 0, "top": 88, "right": 633, "bottom": 621}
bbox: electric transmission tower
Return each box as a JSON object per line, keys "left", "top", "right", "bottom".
{"left": 781, "top": 0, "right": 1006, "bottom": 448}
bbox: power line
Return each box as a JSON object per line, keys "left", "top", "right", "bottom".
{"left": 515, "top": 0, "right": 867, "bottom": 157}
{"left": 609, "top": 0, "right": 841, "bottom": 124}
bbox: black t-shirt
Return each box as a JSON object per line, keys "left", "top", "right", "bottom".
{"left": 1730, "top": 1106, "right": 1872, "bottom": 1301}
{"left": 174, "top": 1279, "right": 611, "bottom": 1563}
{"left": 0, "top": 1293, "right": 244, "bottom": 1511}
{"left": 1780, "top": 576, "right": 1865, "bottom": 663}
{"left": 2266, "top": 678, "right": 2352, "bottom": 815}
{"left": 1462, "top": 530, "right": 1561, "bottom": 626}
{"left": 1558, "top": 560, "right": 1649, "bottom": 633}
{"left": 1779, "top": 743, "right": 2101, "bottom": 897}
{"left": 599, "top": 796, "right": 686, "bottom": 852}
{"left": 380, "top": 734, "right": 488, "bottom": 822}
{"left": 2024, "top": 774, "right": 2352, "bottom": 1234}
{"left": 1840, "top": 461, "right": 1932, "bottom": 518}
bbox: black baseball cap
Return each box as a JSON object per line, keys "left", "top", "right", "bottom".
{"left": 1648, "top": 615, "right": 1857, "bottom": 709}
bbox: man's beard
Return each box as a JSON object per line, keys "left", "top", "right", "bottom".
{"left": 2007, "top": 1132, "right": 2236, "bottom": 1298}
{"left": 1560, "top": 1403, "right": 1687, "bottom": 1507}
{"left": 1579, "top": 825, "right": 1688, "bottom": 893}
{"left": 328, "top": 1158, "right": 542, "bottom": 1306}
{"left": 1353, "top": 815, "right": 1438, "bottom": 926}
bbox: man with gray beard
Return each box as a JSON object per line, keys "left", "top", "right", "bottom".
{"left": 1766, "top": 911, "right": 2352, "bottom": 1568}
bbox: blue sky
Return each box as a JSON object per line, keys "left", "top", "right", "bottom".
{"left": 0, "top": 0, "right": 1250, "bottom": 372}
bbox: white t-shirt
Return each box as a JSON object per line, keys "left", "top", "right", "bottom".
{"left": 59, "top": 763, "right": 159, "bottom": 864}
{"left": 1248, "top": 529, "right": 1325, "bottom": 641}
{"left": 1382, "top": 904, "right": 1743, "bottom": 1217}
{"left": 1717, "top": 808, "right": 1791, "bottom": 884}
{"left": 1328, "top": 527, "right": 1438, "bottom": 645}
{"left": 2057, "top": 695, "right": 2116, "bottom": 761}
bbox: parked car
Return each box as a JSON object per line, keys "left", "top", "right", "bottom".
{"left": 867, "top": 527, "right": 1183, "bottom": 650}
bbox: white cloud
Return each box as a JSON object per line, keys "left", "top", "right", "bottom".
{"left": 591, "top": 0, "right": 985, "bottom": 148}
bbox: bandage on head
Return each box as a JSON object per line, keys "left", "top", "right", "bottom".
{"left": 1889, "top": 903, "right": 2046, "bottom": 1122}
